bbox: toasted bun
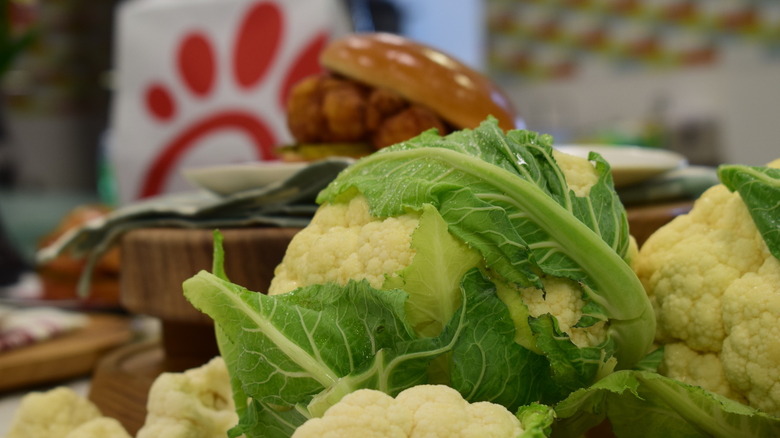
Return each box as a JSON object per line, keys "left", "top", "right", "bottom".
{"left": 320, "top": 33, "right": 519, "bottom": 132}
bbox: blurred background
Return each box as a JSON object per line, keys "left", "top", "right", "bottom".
{"left": 0, "top": 0, "right": 779, "bottom": 277}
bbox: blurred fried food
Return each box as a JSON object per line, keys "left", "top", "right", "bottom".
{"left": 287, "top": 74, "right": 451, "bottom": 150}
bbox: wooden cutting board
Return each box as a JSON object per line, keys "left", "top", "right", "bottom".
{"left": 0, "top": 313, "right": 135, "bottom": 392}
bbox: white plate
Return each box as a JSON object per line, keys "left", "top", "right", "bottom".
{"left": 554, "top": 144, "right": 688, "bottom": 187}
{"left": 182, "top": 161, "right": 308, "bottom": 195}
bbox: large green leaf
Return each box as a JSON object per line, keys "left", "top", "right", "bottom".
{"left": 184, "top": 274, "right": 429, "bottom": 407}
{"left": 553, "top": 370, "right": 780, "bottom": 438}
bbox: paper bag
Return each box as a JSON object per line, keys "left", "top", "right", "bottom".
{"left": 108, "top": 0, "right": 351, "bottom": 204}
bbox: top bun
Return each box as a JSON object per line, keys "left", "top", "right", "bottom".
{"left": 320, "top": 32, "right": 519, "bottom": 132}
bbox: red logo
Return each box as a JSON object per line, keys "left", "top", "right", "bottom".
{"left": 139, "top": 1, "right": 327, "bottom": 198}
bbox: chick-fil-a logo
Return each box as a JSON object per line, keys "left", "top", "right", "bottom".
{"left": 138, "top": 1, "right": 326, "bottom": 198}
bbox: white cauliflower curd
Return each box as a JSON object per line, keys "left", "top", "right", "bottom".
{"left": 635, "top": 158, "right": 780, "bottom": 415}
{"left": 5, "top": 357, "right": 235, "bottom": 438}
{"left": 292, "top": 385, "right": 524, "bottom": 438}
{"left": 5, "top": 387, "right": 130, "bottom": 438}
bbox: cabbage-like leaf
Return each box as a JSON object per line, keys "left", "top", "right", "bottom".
{"left": 553, "top": 370, "right": 780, "bottom": 438}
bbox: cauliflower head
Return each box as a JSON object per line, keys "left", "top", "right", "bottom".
{"left": 635, "top": 158, "right": 780, "bottom": 415}
{"left": 136, "top": 356, "right": 237, "bottom": 438}
{"left": 182, "top": 122, "right": 656, "bottom": 436}
{"left": 292, "top": 384, "right": 524, "bottom": 438}
{"left": 5, "top": 386, "right": 130, "bottom": 438}
{"left": 269, "top": 149, "right": 607, "bottom": 347}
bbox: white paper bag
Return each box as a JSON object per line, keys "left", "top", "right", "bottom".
{"left": 108, "top": 0, "right": 351, "bottom": 204}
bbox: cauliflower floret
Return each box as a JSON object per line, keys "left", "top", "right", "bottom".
{"left": 269, "top": 195, "right": 420, "bottom": 294}
{"left": 637, "top": 183, "right": 766, "bottom": 352}
{"left": 521, "top": 277, "right": 607, "bottom": 348}
{"left": 65, "top": 417, "right": 132, "bottom": 438}
{"left": 552, "top": 149, "right": 599, "bottom": 197}
{"left": 136, "top": 356, "right": 237, "bottom": 438}
{"left": 292, "top": 385, "right": 523, "bottom": 438}
{"left": 720, "top": 257, "right": 780, "bottom": 414}
{"left": 5, "top": 387, "right": 129, "bottom": 438}
{"left": 635, "top": 158, "right": 780, "bottom": 415}
{"left": 660, "top": 342, "right": 746, "bottom": 403}
{"left": 295, "top": 387, "right": 412, "bottom": 438}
